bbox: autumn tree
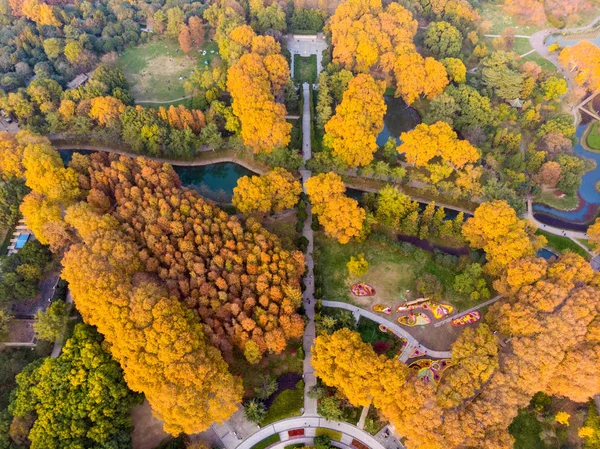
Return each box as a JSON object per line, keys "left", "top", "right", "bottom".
{"left": 189, "top": 16, "right": 205, "bottom": 46}
{"left": 326, "top": 0, "right": 418, "bottom": 73}
{"left": 233, "top": 168, "right": 302, "bottom": 215}
{"left": 389, "top": 48, "right": 449, "bottom": 104}
{"left": 588, "top": 218, "right": 600, "bottom": 253}
{"left": 436, "top": 324, "right": 499, "bottom": 408}
{"left": 559, "top": 41, "right": 600, "bottom": 92}
{"left": 442, "top": 57, "right": 466, "bottom": 83}
{"left": 375, "top": 185, "right": 419, "bottom": 230}
{"left": 323, "top": 74, "right": 386, "bottom": 167}
{"left": 89, "top": 96, "right": 126, "bottom": 126}
{"left": 179, "top": 24, "right": 193, "bottom": 53}
{"left": 462, "top": 200, "right": 545, "bottom": 274}
{"left": 306, "top": 173, "right": 365, "bottom": 243}
{"left": 312, "top": 329, "right": 409, "bottom": 407}
{"left": 10, "top": 324, "right": 141, "bottom": 448}
{"left": 227, "top": 27, "right": 291, "bottom": 153}
{"left": 347, "top": 253, "right": 369, "bottom": 276}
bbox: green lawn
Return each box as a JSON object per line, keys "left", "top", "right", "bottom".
{"left": 534, "top": 190, "right": 579, "bottom": 211}
{"left": 261, "top": 389, "right": 304, "bottom": 425}
{"left": 520, "top": 51, "right": 559, "bottom": 74}
{"left": 587, "top": 122, "right": 600, "bottom": 151}
{"left": 117, "top": 38, "right": 218, "bottom": 104}
{"left": 314, "top": 231, "right": 475, "bottom": 310}
{"left": 293, "top": 54, "right": 317, "bottom": 84}
{"left": 479, "top": 4, "right": 547, "bottom": 35}
{"left": 513, "top": 37, "right": 533, "bottom": 55}
{"left": 356, "top": 317, "right": 406, "bottom": 358}
{"left": 251, "top": 434, "right": 281, "bottom": 449}
{"left": 536, "top": 229, "right": 590, "bottom": 260}
{"left": 509, "top": 409, "right": 545, "bottom": 449}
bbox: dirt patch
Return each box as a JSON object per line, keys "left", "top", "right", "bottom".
{"left": 6, "top": 319, "right": 35, "bottom": 343}
{"left": 131, "top": 400, "right": 169, "bottom": 449}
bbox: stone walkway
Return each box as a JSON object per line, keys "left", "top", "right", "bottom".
{"left": 300, "top": 82, "right": 318, "bottom": 416}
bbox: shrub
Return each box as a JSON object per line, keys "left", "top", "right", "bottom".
{"left": 372, "top": 341, "right": 389, "bottom": 354}
{"left": 415, "top": 273, "right": 443, "bottom": 300}
{"left": 296, "top": 236, "right": 309, "bottom": 253}
{"left": 261, "top": 389, "right": 303, "bottom": 425}
{"left": 315, "top": 429, "right": 342, "bottom": 441}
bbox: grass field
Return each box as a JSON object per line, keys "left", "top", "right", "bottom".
{"left": 536, "top": 229, "right": 590, "bottom": 260}
{"left": 261, "top": 388, "right": 303, "bottom": 425}
{"left": 512, "top": 37, "right": 533, "bottom": 55}
{"left": 118, "top": 38, "right": 218, "bottom": 104}
{"left": 479, "top": 4, "right": 546, "bottom": 35}
{"left": 315, "top": 231, "right": 474, "bottom": 310}
{"left": 587, "top": 122, "right": 600, "bottom": 150}
{"left": 293, "top": 54, "right": 317, "bottom": 83}
{"left": 534, "top": 190, "right": 580, "bottom": 211}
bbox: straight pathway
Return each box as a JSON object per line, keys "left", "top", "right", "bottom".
{"left": 300, "top": 83, "right": 317, "bottom": 416}
{"left": 321, "top": 300, "right": 452, "bottom": 362}
{"left": 433, "top": 294, "right": 504, "bottom": 328}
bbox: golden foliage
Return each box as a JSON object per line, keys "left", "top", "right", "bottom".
{"left": 323, "top": 74, "right": 386, "bottom": 167}
{"left": 226, "top": 26, "right": 291, "bottom": 153}
{"left": 559, "top": 41, "right": 600, "bottom": 92}
{"left": 305, "top": 173, "right": 365, "bottom": 243}
{"left": 462, "top": 200, "right": 545, "bottom": 274}
{"left": 232, "top": 168, "right": 302, "bottom": 215}
{"left": 89, "top": 96, "right": 126, "bottom": 126}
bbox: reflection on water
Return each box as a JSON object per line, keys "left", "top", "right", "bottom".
{"left": 59, "top": 150, "right": 255, "bottom": 203}
{"left": 545, "top": 33, "right": 600, "bottom": 48}
{"left": 376, "top": 96, "right": 421, "bottom": 146}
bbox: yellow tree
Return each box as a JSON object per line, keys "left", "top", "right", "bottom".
{"left": 436, "top": 324, "right": 499, "bottom": 408}
{"left": 312, "top": 329, "right": 408, "bottom": 406}
{"left": 323, "top": 74, "right": 386, "bottom": 167}
{"left": 559, "top": 41, "right": 600, "bottom": 92}
{"left": 319, "top": 196, "right": 365, "bottom": 244}
{"left": 89, "top": 96, "right": 126, "bottom": 126}
{"left": 391, "top": 47, "right": 448, "bottom": 104}
{"left": 326, "top": 0, "right": 417, "bottom": 73}
{"left": 305, "top": 172, "right": 365, "bottom": 243}
{"left": 588, "top": 217, "right": 600, "bottom": 253}
{"left": 0, "top": 132, "right": 24, "bottom": 179}
{"left": 304, "top": 172, "right": 346, "bottom": 215}
{"left": 462, "top": 200, "right": 545, "bottom": 274}
{"left": 232, "top": 168, "right": 302, "bottom": 215}
{"left": 227, "top": 28, "right": 291, "bottom": 153}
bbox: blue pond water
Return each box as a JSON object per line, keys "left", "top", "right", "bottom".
{"left": 546, "top": 33, "right": 600, "bottom": 48}
{"left": 536, "top": 248, "right": 558, "bottom": 260}
{"left": 376, "top": 96, "right": 421, "bottom": 146}
{"left": 59, "top": 150, "right": 254, "bottom": 202}
{"left": 532, "top": 125, "right": 600, "bottom": 226}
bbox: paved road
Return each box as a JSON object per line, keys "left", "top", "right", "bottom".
{"left": 321, "top": 300, "right": 452, "bottom": 362}
{"left": 300, "top": 83, "right": 318, "bottom": 416}
{"left": 232, "top": 416, "right": 391, "bottom": 449}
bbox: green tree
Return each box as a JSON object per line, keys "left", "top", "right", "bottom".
{"left": 166, "top": 7, "right": 185, "bottom": 38}
{"left": 244, "top": 399, "right": 266, "bottom": 424}
{"left": 424, "top": 21, "right": 462, "bottom": 58}
{"left": 317, "top": 396, "right": 344, "bottom": 421}
{"left": 375, "top": 185, "right": 419, "bottom": 229}
{"left": 481, "top": 51, "right": 524, "bottom": 100}
{"left": 63, "top": 41, "right": 83, "bottom": 64}
{"left": 9, "top": 324, "right": 142, "bottom": 448}
{"left": 43, "top": 38, "right": 63, "bottom": 59}
{"left": 446, "top": 84, "right": 493, "bottom": 130}
{"left": 33, "top": 299, "right": 69, "bottom": 342}
{"left": 0, "top": 179, "right": 29, "bottom": 229}
{"left": 0, "top": 308, "right": 12, "bottom": 336}
{"left": 255, "top": 375, "right": 278, "bottom": 400}
{"left": 541, "top": 76, "right": 568, "bottom": 100}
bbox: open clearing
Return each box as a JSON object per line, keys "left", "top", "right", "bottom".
{"left": 118, "top": 39, "right": 218, "bottom": 104}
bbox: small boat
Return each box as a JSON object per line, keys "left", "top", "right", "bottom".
{"left": 373, "top": 304, "right": 392, "bottom": 314}
{"left": 398, "top": 312, "right": 431, "bottom": 327}
{"left": 351, "top": 283, "right": 376, "bottom": 296}
{"left": 451, "top": 311, "right": 481, "bottom": 327}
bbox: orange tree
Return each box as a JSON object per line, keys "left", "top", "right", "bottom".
{"left": 232, "top": 168, "right": 302, "bottom": 215}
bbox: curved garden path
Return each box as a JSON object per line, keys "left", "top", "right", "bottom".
{"left": 232, "top": 416, "right": 390, "bottom": 449}
{"left": 321, "top": 300, "right": 451, "bottom": 362}
{"left": 134, "top": 95, "right": 192, "bottom": 105}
